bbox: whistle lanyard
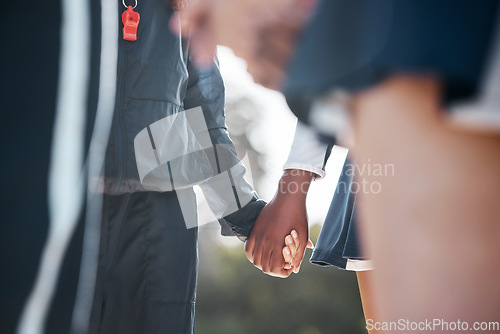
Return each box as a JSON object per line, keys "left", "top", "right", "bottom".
{"left": 122, "top": 0, "right": 140, "bottom": 41}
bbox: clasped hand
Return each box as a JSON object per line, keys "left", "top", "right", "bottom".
{"left": 244, "top": 170, "right": 314, "bottom": 278}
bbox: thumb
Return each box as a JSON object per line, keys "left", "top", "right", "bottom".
{"left": 306, "top": 239, "right": 314, "bottom": 249}
{"left": 244, "top": 238, "right": 256, "bottom": 263}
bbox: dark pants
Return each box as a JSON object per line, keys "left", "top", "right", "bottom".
{"left": 90, "top": 191, "right": 198, "bottom": 334}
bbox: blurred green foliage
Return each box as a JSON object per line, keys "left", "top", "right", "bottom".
{"left": 196, "top": 225, "right": 367, "bottom": 334}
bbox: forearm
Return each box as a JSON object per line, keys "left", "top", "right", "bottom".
{"left": 199, "top": 130, "right": 265, "bottom": 241}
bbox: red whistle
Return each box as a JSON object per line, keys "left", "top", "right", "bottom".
{"left": 122, "top": 6, "right": 140, "bottom": 41}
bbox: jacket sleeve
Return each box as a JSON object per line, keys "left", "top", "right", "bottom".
{"left": 183, "top": 56, "right": 266, "bottom": 241}
{"left": 283, "top": 121, "right": 332, "bottom": 180}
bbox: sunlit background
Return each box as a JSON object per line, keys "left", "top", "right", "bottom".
{"left": 194, "top": 47, "right": 365, "bottom": 334}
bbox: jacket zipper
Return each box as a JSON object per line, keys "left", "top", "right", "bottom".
{"left": 111, "top": 39, "right": 128, "bottom": 195}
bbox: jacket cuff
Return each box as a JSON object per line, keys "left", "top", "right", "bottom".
{"left": 219, "top": 198, "right": 267, "bottom": 241}
{"left": 283, "top": 163, "right": 327, "bottom": 180}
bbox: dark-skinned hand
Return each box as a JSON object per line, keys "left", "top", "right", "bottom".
{"left": 245, "top": 170, "right": 314, "bottom": 278}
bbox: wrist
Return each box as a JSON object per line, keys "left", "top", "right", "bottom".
{"left": 277, "top": 169, "right": 314, "bottom": 200}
